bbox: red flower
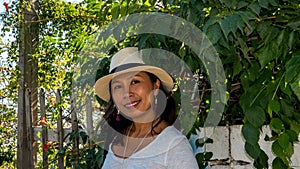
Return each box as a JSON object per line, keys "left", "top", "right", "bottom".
{"left": 3, "top": 2, "right": 9, "bottom": 13}
{"left": 43, "top": 141, "right": 52, "bottom": 151}
{"left": 39, "top": 117, "right": 50, "bottom": 126}
{"left": 43, "top": 141, "right": 58, "bottom": 151}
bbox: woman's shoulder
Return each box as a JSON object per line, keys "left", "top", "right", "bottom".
{"left": 150, "top": 126, "right": 188, "bottom": 149}
{"left": 160, "top": 125, "right": 185, "bottom": 139}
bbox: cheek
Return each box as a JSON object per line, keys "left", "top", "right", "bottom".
{"left": 137, "top": 87, "right": 152, "bottom": 99}
{"left": 141, "top": 88, "right": 155, "bottom": 103}
{"left": 112, "top": 92, "right": 121, "bottom": 104}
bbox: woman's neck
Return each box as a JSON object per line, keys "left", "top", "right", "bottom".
{"left": 129, "top": 119, "right": 168, "bottom": 138}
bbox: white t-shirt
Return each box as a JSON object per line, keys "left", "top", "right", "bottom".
{"left": 101, "top": 126, "right": 199, "bottom": 169}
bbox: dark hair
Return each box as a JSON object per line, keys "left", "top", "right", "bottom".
{"left": 101, "top": 72, "right": 177, "bottom": 149}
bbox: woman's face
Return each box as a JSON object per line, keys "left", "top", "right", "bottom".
{"left": 111, "top": 71, "right": 160, "bottom": 122}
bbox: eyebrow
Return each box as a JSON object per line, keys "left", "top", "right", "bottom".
{"left": 111, "top": 80, "right": 121, "bottom": 85}
{"left": 111, "top": 73, "right": 143, "bottom": 84}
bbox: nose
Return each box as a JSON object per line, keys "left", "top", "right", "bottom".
{"left": 122, "top": 84, "right": 133, "bottom": 99}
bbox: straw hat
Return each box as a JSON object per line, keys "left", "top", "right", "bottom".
{"left": 94, "top": 47, "right": 174, "bottom": 102}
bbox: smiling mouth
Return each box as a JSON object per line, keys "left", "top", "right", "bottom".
{"left": 124, "top": 100, "right": 140, "bottom": 109}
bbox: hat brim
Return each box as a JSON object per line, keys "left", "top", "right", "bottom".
{"left": 95, "top": 65, "right": 174, "bottom": 102}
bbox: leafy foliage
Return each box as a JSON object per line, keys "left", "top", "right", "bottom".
{"left": 0, "top": 0, "right": 300, "bottom": 168}
{"left": 0, "top": 104, "right": 17, "bottom": 167}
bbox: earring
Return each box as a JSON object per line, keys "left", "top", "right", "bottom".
{"left": 153, "top": 95, "right": 157, "bottom": 111}
{"left": 116, "top": 109, "right": 121, "bottom": 121}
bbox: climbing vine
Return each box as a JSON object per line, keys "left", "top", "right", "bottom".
{"left": 0, "top": 0, "right": 299, "bottom": 168}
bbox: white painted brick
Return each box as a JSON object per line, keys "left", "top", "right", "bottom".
{"left": 230, "top": 125, "right": 252, "bottom": 163}
{"left": 230, "top": 125, "right": 276, "bottom": 167}
{"left": 204, "top": 126, "right": 229, "bottom": 160}
{"left": 291, "top": 142, "right": 300, "bottom": 167}
{"left": 210, "top": 165, "right": 231, "bottom": 169}
{"left": 258, "top": 126, "right": 275, "bottom": 167}
{"left": 200, "top": 125, "right": 300, "bottom": 168}
{"left": 231, "top": 164, "right": 255, "bottom": 169}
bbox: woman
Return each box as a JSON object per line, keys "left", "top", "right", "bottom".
{"left": 95, "top": 47, "right": 198, "bottom": 169}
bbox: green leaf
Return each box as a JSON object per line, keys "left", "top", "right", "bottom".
{"left": 269, "top": 0, "right": 279, "bottom": 6}
{"left": 149, "top": 0, "right": 156, "bottom": 6}
{"left": 196, "top": 153, "right": 204, "bottom": 162}
{"left": 230, "top": 14, "right": 244, "bottom": 34}
{"left": 238, "top": 11, "right": 256, "bottom": 35}
{"left": 278, "top": 133, "right": 289, "bottom": 149}
{"left": 204, "top": 152, "right": 213, "bottom": 160}
{"left": 96, "top": 148, "right": 105, "bottom": 167}
{"left": 280, "top": 79, "right": 293, "bottom": 97}
{"left": 179, "top": 45, "right": 187, "bottom": 58}
{"left": 245, "top": 106, "right": 266, "bottom": 128}
{"left": 280, "top": 99, "right": 294, "bottom": 117}
{"left": 270, "top": 118, "right": 284, "bottom": 134}
{"left": 219, "top": 14, "right": 244, "bottom": 39}
{"left": 290, "top": 78, "right": 300, "bottom": 101}
{"left": 111, "top": 4, "right": 120, "bottom": 19}
{"left": 237, "top": 37, "right": 249, "bottom": 61}
{"left": 245, "top": 142, "right": 261, "bottom": 159}
{"left": 206, "top": 138, "right": 214, "bottom": 144}
{"left": 276, "top": 30, "right": 285, "bottom": 47}
{"left": 233, "top": 59, "right": 242, "bottom": 77}
{"left": 257, "top": 150, "right": 269, "bottom": 168}
{"left": 79, "top": 131, "right": 88, "bottom": 144}
{"left": 219, "top": 0, "right": 238, "bottom": 9}
{"left": 290, "top": 120, "right": 300, "bottom": 135}
{"left": 285, "top": 53, "right": 300, "bottom": 83}
{"left": 272, "top": 141, "right": 286, "bottom": 161}
{"left": 257, "top": 22, "right": 280, "bottom": 44}
{"left": 203, "top": 17, "right": 218, "bottom": 33}
{"left": 268, "top": 100, "right": 280, "bottom": 114}
{"left": 288, "top": 31, "right": 295, "bottom": 50}
{"left": 286, "top": 130, "right": 299, "bottom": 142}
{"left": 249, "top": 2, "right": 261, "bottom": 16}
{"left": 272, "top": 157, "right": 288, "bottom": 169}
{"left": 286, "top": 142, "right": 294, "bottom": 158}
{"left": 257, "top": 44, "right": 277, "bottom": 67}
{"left": 219, "top": 17, "right": 231, "bottom": 39}
{"left": 206, "top": 23, "right": 222, "bottom": 44}
{"left": 242, "top": 123, "right": 260, "bottom": 144}
{"left": 258, "top": 0, "right": 269, "bottom": 9}
{"left": 237, "top": 1, "right": 248, "bottom": 9}
{"left": 287, "top": 20, "right": 300, "bottom": 31}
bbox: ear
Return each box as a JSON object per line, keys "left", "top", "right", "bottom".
{"left": 153, "top": 79, "right": 161, "bottom": 96}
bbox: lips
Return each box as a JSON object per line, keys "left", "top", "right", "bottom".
{"left": 124, "top": 100, "right": 140, "bottom": 109}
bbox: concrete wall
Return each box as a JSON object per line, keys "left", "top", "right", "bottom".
{"left": 196, "top": 125, "right": 300, "bottom": 169}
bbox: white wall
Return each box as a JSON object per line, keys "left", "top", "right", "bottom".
{"left": 196, "top": 125, "right": 300, "bottom": 169}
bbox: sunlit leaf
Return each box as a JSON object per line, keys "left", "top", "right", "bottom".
{"left": 272, "top": 157, "right": 288, "bottom": 169}
{"left": 268, "top": 100, "right": 280, "bottom": 114}
{"left": 270, "top": 118, "right": 285, "bottom": 134}
{"left": 278, "top": 133, "right": 289, "bottom": 149}
{"left": 272, "top": 141, "right": 286, "bottom": 161}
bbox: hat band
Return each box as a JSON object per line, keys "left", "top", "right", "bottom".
{"left": 110, "top": 63, "right": 146, "bottom": 73}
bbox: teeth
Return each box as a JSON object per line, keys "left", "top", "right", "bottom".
{"left": 125, "top": 101, "right": 139, "bottom": 108}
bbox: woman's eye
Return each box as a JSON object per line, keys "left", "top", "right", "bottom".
{"left": 113, "top": 85, "right": 122, "bottom": 90}
{"left": 131, "top": 80, "right": 140, "bottom": 85}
